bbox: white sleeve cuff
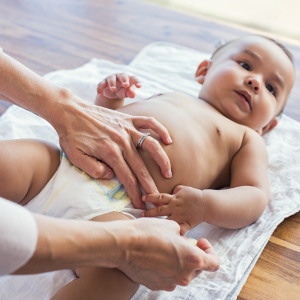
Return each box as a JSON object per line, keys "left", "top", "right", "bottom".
{"left": 0, "top": 199, "right": 38, "bottom": 275}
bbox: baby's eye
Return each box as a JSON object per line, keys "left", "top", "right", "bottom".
{"left": 266, "top": 83, "right": 276, "bottom": 96}
{"left": 239, "top": 62, "right": 251, "bottom": 71}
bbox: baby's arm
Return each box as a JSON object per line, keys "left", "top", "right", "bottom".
{"left": 143, "top": 129, "right": 269, "bottom": 234}
{"left": 0, "top": 139, "right": 60, "bottom": 205}
{"left": 202, "top": 129, "right": 269, "bottom": 228}
{"left": 95, "top": 73, "right": 141, "bottom": 110}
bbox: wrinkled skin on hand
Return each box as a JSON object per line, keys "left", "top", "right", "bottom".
{"left": 55, "top": 93, "right": 172, "bottom": 209}
{"left": 117, "top": 218, "right": 220, "bottom": 291}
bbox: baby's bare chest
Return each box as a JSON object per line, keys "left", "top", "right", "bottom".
{"left": 121, "top": 93, "right": 245, "bottom": 192}
{"left": 165, "top": 107, "right": 243, "bottom": 190}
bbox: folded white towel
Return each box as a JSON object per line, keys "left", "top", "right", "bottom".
{"left": 0, "top": 42, "right": 299, "bottom": 300}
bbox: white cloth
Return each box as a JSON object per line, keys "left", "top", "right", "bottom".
{"left": 0, "top": 199, "right": 38, "bottom": 275}
{"left": 0, "top": 42, "right": 299, "bottom": 300}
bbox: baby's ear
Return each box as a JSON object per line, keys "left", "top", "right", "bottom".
{"left": 258, "top": 117, "right": 279, "bottom": 135}
{"left": 195, "top": 60, "right": 212, "bottom": 84}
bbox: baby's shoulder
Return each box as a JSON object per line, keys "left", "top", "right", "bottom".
{"left": 239, "top": 127, "right": 267, "bottom": 154}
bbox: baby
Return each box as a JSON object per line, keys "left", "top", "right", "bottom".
{"left": 0, "top": 35, "right": 295, "bottom": 299}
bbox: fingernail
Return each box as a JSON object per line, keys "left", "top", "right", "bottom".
{"left": 141, "top": 212, "right": 145, "bottom": 217}
{"left": 167, "top": 137, "right": 173, "bottom": 143}
{"left": 142, "top": 195, "right": 146, "bottom": 201}
{"left": 166, "top": 170, "right": 172, "bottom": 178}
{"left": 104, "top": 171, "right": 113, "bottom": 179}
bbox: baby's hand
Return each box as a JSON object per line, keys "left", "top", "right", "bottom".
{"left": 142, "top": 186, "right": 206, "bottom": 235}
{"left": 97, "top": 73, "right": 141, "bottom": 99}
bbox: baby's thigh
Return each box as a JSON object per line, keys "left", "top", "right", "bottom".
{"left": 73, "top": 266, "right": 139, "bottom": 300}
{"left": 90, "top": 211, "right": 135, "bottom": 222}
{"left": 51, "top": 212, "right": 139, "bottom": 300}
{"left": 0, "top": 139, "right": 60, "bottom": 205}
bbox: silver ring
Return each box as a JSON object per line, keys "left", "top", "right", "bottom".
{"left": 137, "top": 133, "right": 150, "bottom": 148}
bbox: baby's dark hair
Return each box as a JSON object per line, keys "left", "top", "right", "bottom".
{"left": 211, "top": 35, "right": 294, "bottom": 64}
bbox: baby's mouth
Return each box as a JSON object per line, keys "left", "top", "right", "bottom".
{"left": 235, "top": 90, "right": 252, "bottom": 110}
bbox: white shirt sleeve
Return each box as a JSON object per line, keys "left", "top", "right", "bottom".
{"left": 0, "top": 198, "right": 38, "bottom": 275}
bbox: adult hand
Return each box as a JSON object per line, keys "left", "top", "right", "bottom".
{"left": 118, "top": 218, "right": 219, "bottom": 291}
{"left": 55, "top": 92, "right": 172, "bottom": 209}
{"left": 0, "top": 52, "right": 172, "bottom": 209}
{"left": 15, "top": 215, "right": 219, "bottom": 291}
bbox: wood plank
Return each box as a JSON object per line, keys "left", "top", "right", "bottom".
{"left": 0, "top": 0, "right": 300, "bottom": 120}
{"left": 238, "top": 211, "right": 300, "bottom": 299}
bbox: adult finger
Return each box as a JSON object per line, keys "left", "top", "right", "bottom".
{"left": 133, "top": 132, "right": 171, "bottom": 179}
{"left": 68, "top": 150, "right": 114, "bottom": 179}
{"left": 107, "top": 75, "right": 117, "bottom": 91}
{"left": 196, "top": 239, "right": 220, "bottom": 272}
{"left": 107, "top": 152, "right": 145, "bottom": 209}
{"left": 133, "top": 116, "right": 172, "bottom": 145}
{"left": 122, "top": 140, "right": 159, "bottom": 197}
{"left": 143, "top": 205, "right": 171, "bottom": 217}
{"left": 142, "top": 193, "right": 172, "bottom": 205}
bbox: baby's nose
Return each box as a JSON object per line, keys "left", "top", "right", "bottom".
{"left": 246, "top": 77, "right": 260, "bottom": 92}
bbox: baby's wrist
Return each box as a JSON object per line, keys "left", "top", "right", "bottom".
{"left": 97, "top": 94, "right": 124, "bottom": 101}
{"left": 197, "top": 189, "right": 207, "bottom": 224}
{"left": 95, "top": 93, "right": 125, "bottom": 110}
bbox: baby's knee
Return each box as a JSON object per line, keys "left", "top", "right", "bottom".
{"left": 75, "top": 267, "right": 139, "bottom": 300}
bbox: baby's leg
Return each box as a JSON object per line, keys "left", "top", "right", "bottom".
{"left": 0, "top": 139, "right": 60, "bottom": 205}
{"left": 50, "top": 212, "right": 140, "bottom": 300}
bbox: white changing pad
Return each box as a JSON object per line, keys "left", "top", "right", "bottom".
{"left": 0, "top": 42, "right": 300, "bottom": 300}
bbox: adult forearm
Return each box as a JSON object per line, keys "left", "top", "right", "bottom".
{"left": 13, "top": 215, "right": 220, "bottom": 290}
{"left": 0, "top": 51, "right": 71, "bottom": 125}
{"left": 203, "top": 186, "right": 269, "bottom": 229}
{"left": 14, "top": 214, "right": 129, "bottom": 274}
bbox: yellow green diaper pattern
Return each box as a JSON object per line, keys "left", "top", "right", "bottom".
{"left": 60, "top": 151, "right": 131, "bottom": 212}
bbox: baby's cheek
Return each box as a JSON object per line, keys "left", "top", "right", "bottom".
{"left": 254, "top": 105, "right": 274, "bottom": 130}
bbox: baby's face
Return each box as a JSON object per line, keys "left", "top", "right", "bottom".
{"left": 198, "top": 36, "right": 295, "bottom": 132}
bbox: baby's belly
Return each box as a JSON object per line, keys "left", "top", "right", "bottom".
{"left": 119, "top": 95, "right": 235, "bottom": 193}
{"left": 137, "top": 129, "right": 222, "bottom": 194}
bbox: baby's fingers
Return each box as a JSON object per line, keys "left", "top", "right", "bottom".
{"left": 117, "top": 73, "right": 131, "bottom": 88}
{"left": 125, "top": 85, "right": 136, "bottom": 98}
{"left": 107, "top": 74, "right": 117, "bottom": 92}
{"left": 129, "top": 76, "right": 142, "bottom": 88}
{"left": 142, "top": 193, "right": 172, "bottom": 205}
{"left": 142, "top": 205, "right": 172, "bottom": 218}
{"left": 97, "top": 80, "right": 108, "bottom": 97}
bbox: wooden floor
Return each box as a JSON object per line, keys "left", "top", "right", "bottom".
{"left": 1, "top": 0, "right": 300, "bottom": 298}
